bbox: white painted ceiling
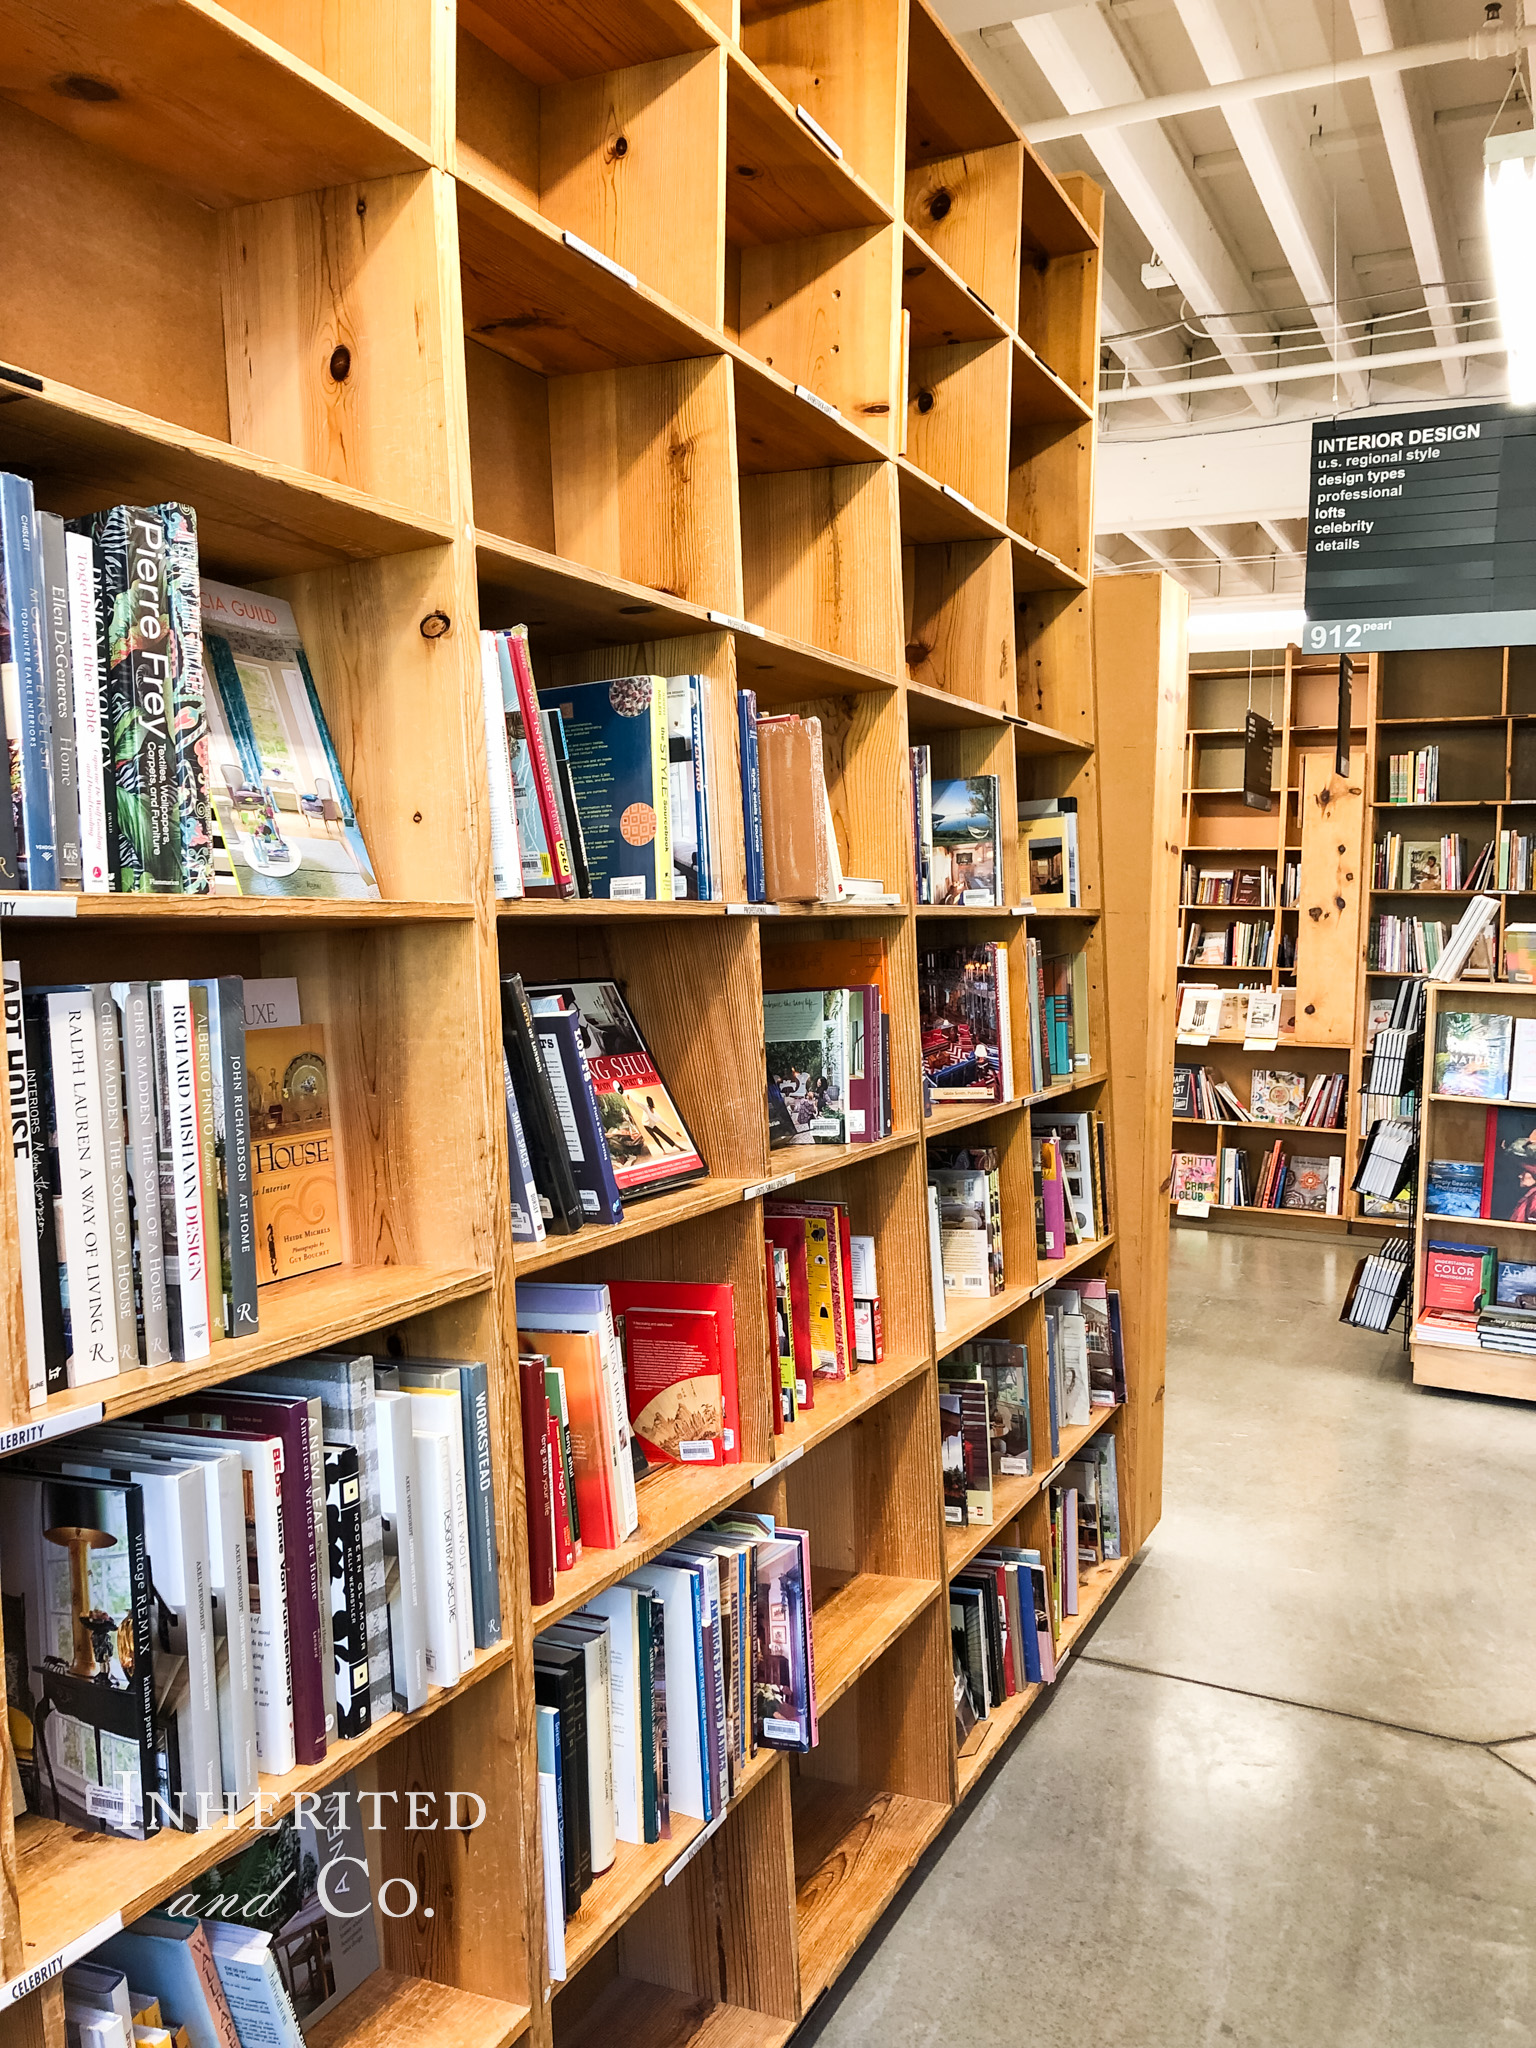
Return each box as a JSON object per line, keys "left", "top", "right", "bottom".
{"left": 939, "top": 0, "right": 1535, "bottom": 610}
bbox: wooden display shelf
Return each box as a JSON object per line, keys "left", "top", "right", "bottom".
{"left": 812, "top": 1572, "right": 940, "bottom": 1714}
{"left": 792, "top": 1784, "right": 950, "bottom": 2009}
{"left": 935, "top": 1280, "right": 1034, "bottom": 1360}
{"left": 765, "top": 1130, "right": 920, "bottom": 1185}
{"left": 901, "top": 224, "right": 1008, "bottom": 349}
{"left": 1011, "top": 336, "right": 1092, "bottom": 426}
{"left": 1057, "top": 1555, "right": 1132, "bottom": 1656}
{"left": 14, "top": 1262, "right": 491, "bottom": 1435}
{"left": 10, "top": 1639, "right": 517, "bottom": 1980}
{"left": 1034, "top": 1233, "right": 1116, "bottom": 1293}
{"left": 723, "top": 44, "right": 893, "bottom": 236}
{"left": 554, "top": 1976, "right": 790, "bottom": 2048}
{"left": 1012, "top": 715, "right": 1093, "bottom": 756}
{"left": 561, "top": 1748, "right": 782, "bottom": 1985}
{"left": 769, "top": 1354, "right": 934, "bottom": 1470}
{"left": 0, "top": 895, "right": 474, "bottom": 926}
{"left": 905, "top": 677, "right": 1012, "bottom": 731}
{"left": 926, "top": 1095, "right": 1024, "bottom": 1138}
{"left": 1411, "top": 1336, "right": 1536, "bottom": 1397}
{"left": 308, "top": 1972, "right": 532, "bottom": 2048}
{"left": 954, "top": 1678, "right": 1045, "bottom": 1798}
{"left": 944, "top": 1406, "right": 1118, "bottom": 1577}
{"left": 513, "top": 1177, "right": 750, "bottom": 1276}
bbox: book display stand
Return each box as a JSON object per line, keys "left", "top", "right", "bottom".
{"left": 0, "top": 3, "right": 1171, "bottom": 2043}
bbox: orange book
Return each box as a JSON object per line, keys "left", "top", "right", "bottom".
{"left": 757, "top": 715, "right": 832, "bottom": 901}
{"left": 518, "top": 1325, "right": 621, "bottom": 1547}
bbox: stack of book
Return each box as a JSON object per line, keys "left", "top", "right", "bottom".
{"left": 1340, "top": 1234, "right": 1413, "bottom": 1332}
{"left": 1385, "top": 745, "right": 1439, "bottom": 802}
{"left": 1495, "top": 829, "right": 1535, "bottom": 892}
{"left": 501, "top": 975, "right": 705, "bottom": 1238}
{"left": 919, "top": 943, "right": 1014, "bottom": 1109}
{"left": 1476, "top": 1300, "right": 1536, "bottom": 1353}
{"left": 951, "top": 1541, "right": 1058, "bottom": 1743}
{"left": 1369, "top": 914, "right": 1452, "bottom": 973}
{"left": 909, "top": 760, "right": 1002, "bottom": 906}
{"left": 929, "top": 1143, "right": 1004, "bottom": 1299}
{"left": 1017, "top": 797, "right": 1080, "bottom": 909}
{"left": 1373, "top": 833, "right": 1491, "bottom": 892}
{"left": 1282, "top": 851, "right": 1301, "bottom": 905}
{"left": 1249, "top": 1069, "right": 1347, "bottom": 1129}
{"left": 535, "top": 1516, "right": 817, "bottom": 1973}
{"left": 1174, "top": 1065, "right": 1252, "bottom": 1121}
{"left": 1031, "top": 1117, "right": 1112, "bottom": 1258}
{"left": 1183, "top": 919, "right": 1274, "bottom": 967}
{"left": 0, "top": 476, "right": 379, "bottom": 899}
{"left": 1047, "top": 1441, "right": 1121, "bottom": 1625}
{"left": 764, "top": 1195, "right": 877, "bottom": 1425}
{"left": 1023, "top": 939, "right": 1089, "bottom": 1089}
{"left": 1413, "top": 1238, "right": 1495, "bottom": 1347}
{"left": 1182, "top": 865, "right": 1274, "bottom": 907}
{"left": 0, "top": 1353, "right": 498, "bottom": 1836}
{"left": 1506, "top": 925, "right": 1536, "bottom": 982}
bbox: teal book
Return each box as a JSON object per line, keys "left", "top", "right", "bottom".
{"left": 537, "top": 674, "right": 673, "bottom": 901}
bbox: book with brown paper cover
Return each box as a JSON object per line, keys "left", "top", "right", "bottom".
{"left": 246, "top": 1022, "right": 341, "bottom": 1284}
{"left": 757, "top": 714, "right": 830, "bottom": 902}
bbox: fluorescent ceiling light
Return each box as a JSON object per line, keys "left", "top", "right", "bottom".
{"left": 1485, "top": 129, "right": 1536, "bottom": 405}
{"left": 1187, "top": 607, "right": 1307, "bottom": 649}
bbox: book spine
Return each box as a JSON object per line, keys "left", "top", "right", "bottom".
{"left": 91, "top": 984, "right": 139, "bottom": 1365}
{"left": 480, "top": 631, "right": 524, "bottom": 898}
{"left": 325, "top": 1444, "right": 372, "bottom": 1740}
{"left": 690, "top": 675, "right": 711, "bottom": 900}
{"left": 85, "top": 533, "right": 123, "bottom": 890}
{"left": 47, "top": 987, "right": 120, "bottom": 1383}
{"left": 501, "top": 973, "right": 584, "bottom": 1234}
{"left": 459, "top": 1361, "right": 503, "bottom": 1649}
{"left": 37, "top": 513, "right": 81, "bottom": 887}
{"left": 738, "top": 689, "right": 764, "bottom": 902}
{"left": 3, "top": 474, "right": 57, "bottom": 887}
{"left": 508, "top": 627, "right": 576, "bottom": 896}
{"left": 503, "top": 1047, "right": 545, "bottom": 1243}
{"left": 520, "top": 1355, "right": 556, "bottom": 1606}
{"left": 651, "top": 679, "right": 674, "bottom": 901}
{"left": 545, "top": 704, "right": 593, "bottom": 897}
{"left": 290, "top": 1403, "right": 332, "bottom": 1759}
{"left": 161, "top": 502, "right": 211, "bottom": 894}
{"left": 127, "top": 509, "right": 181, "bottom": 891}
{"left": 0, "top": 520, "right": 20, "bottom": 888}
{"left": 3, "top": 962, "right": 46, "bottom": 1404}
{"left": 20, "top": 994, "right": 68, "bottom": 1391}
{"left": 65, "top": 531, "right": 111, "bottom": 891}
{"left": 189, "top": 983, "right": 225, "bottom": 1339}
{"left": 78, "top": 507, "right": 140, "bottom": 888}
{"left": 215, "top": 976, "right": 258, "bottom": 1336}
{"left": 158, "top": 979, "right": 211, "bottom": 1361}
{"left": 548, "top": 1407, "right": 575, "bottom": 1569}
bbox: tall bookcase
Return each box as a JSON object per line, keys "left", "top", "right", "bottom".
{"left": 0, "top": 4, "right": 1168, "bottom": 2044}
{"left": 1174, "top": 645, "right": 1371, "bottom": 1232}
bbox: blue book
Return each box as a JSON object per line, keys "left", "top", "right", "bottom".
{"left": 538, "top": 673, "right": 672, "bottom": 900}
{"left": 739, "top": 687, "right": 764, "bottom": 902}
{"left": 1497, "top": 1258, "right": 1536, "bottom": 1306}
{"left": 1425, "top": 1158, "right": 1483, "bottom": 1218}
{"left": 0, "top": 474, "right": 56, "bottom": 888}
{"left": 527, "top": 1000, "right": 624, "bottom": 1225}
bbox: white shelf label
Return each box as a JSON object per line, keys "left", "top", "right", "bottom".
{"left": 665, "top": 1808, "right": 728, "bottom": 1885}
{"left": 0, "top": 1401, "right": 105, "bottom": 1457}
{"left": 754, "top": 1442, "right": 806, "bottom": 1487}
{"left": 940, "top": 482, "right": 978, "bottom": 514}
{"left": 706, "top": 609, "right": 767, "bottom": 638}
{"left": 561, "top": 230, "right": 637, "bottom": 291}
{"left": 1176, "top": 1199, "right": 1212, "bottom": 1219}
{"left": 1243, "top": 1035, "right": 1279, "bottom": 1052}
{"left": 1176, "top": 1033, "right": 1210, "bottom": 1047}
{"left": 727, "top": 902, "right": 779, "bottom": 916}
{"left": 1012, "top": 902, "right": 1034, "bottom": 915}
{"left": 743, "top": 1170, "right": 797, "bottom": 1202}
{"left": 793, "top": 382, "right": 843, "bottom": 424}
{"left": 795, "top": 105, "right": 843, "bottom": 158}
{"left": 3, "top": 1911, "right": 124, "bottom": 2005}
{"left": 0, "top": 893, "right": 78, "bottom": 919}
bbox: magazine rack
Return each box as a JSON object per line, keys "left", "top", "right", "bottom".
{"left": 0, "top": 3, "right": 1173, "bottom": 2042}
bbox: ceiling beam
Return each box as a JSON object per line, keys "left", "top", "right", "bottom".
{"left": 1170, "top": 0, "right": 1371, "bottom": 409}
{"left": 1258, "top": 518, "right": 1301, "bottom": 556}
{"left": 1347, "top": 0, "right": 1466, "bottom": 398}
{"left": 1099, "top": 270, "right": 1190, "bottom": 425}
{"left": 1098, "top": 332, "right": 1505, "bottom": 401}
{"left": 993, "top": 7, "right": 1280, "bottom": 414}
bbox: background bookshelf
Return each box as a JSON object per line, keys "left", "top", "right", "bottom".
{"left": 1174, "top": 645, "right": 1371, "bottom": 1233}
{"left": 0, "top": 3, "right": 1169, "bottom": 2044}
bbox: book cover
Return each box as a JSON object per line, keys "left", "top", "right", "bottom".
{"left": 763, "top": 987, "right": 848, "bottom": 1145}
{"left": 113, "top": 981, "right": 171, "bottom": 1369}
{"left": 150, "top": 980, "right": 210, "bottom": 1364}
{"left": 1422, "top": 1239, "right": 1495, "bottom": 1312}
{"left": 1019, "top": 814, "right": 1067, "bottom": 906}
{"left": 199, "top": 578, "right": 378, "bottom": 900}
{"left": 1425, "top": 1159, "right": 1483, "bottom": 1218}
{"left": 542, "top": 673, "right": 674, "bottom": 901}
{"left": 246, "top": 1022, "right": 342, "bottom": 1284}
{"left": 47, "top": 986, "right": 120, "bottom": 1383}
{"left": 930, "top": 775, "right": 999, "bottom": 906}
{"left": 527, "top": 999, "right": 625, "bottom": 1225}
{"left": 500, "top": 627, "right": 575, "bottom": 898}
{"left": 161, "top": 503, "right": 211, "bottom": 896}
{"left": 920, "top": 947, "right": 1006, "bottom": 1103}
{"left": 5, "top": 963, "right": 54, "bottom": 1402}
{"left": 619, "top": 1302, "right": 731, "bottom": 1465}
{"left": 752, "top": 1536, "right": 813, "bottom": 1751}
{"left": 1496, "top": 1258, "right": 1536, "bottom": 1308}
{"left": 1483, "top": 1107, "right": 1536, "bottom": 1222}
{"left": 501, "top": 973, "right": 585, "bottom": 1234}
{"left": 738, "top": 686, "right": 765, "bottom": 903}
{"left": 938, "top": 1378, "right": 993, "bottom": 1524}
{"left": 1279, "top": 1155, "right": 1331, "bottom": 1212}
{"left": 375, "top": 1385, "right": 429, "bottom": 1709}
{"left": 1249, "top": 1071, "right": 1307, "bottom": 1124}
{"left": 0, "top": 485, "right": 26, "bottom": 888}
{"left": 1434, "top": 1010, "right": 1513, "bottom": 1099}
{"left": 540, "top": 704, "right": 592, "bottom": 898}
{"left": 526, "top": 979, "right": 705, "bottom": 1195}
{"left": 323, "top": 1442, "right": 370, "bottom": 1740}
{"left": 87, "top": 505, "right": 181, "bottom": 891}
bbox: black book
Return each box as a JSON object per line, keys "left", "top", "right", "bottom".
{"left": 36, "top": 511, "right": 80, "bottom": 888}
{"left": 949, "top": 1584, "right": 990, "bottom": 1718}
{"left": 500, "top": 972, "right": 584, "bottom": 1235}
{"left": 201, "top": 975, "right": 258, "bottom": 1338}
{"left": 541, "top": 705, "right": 592, "bottom": 899}
{"left": 534, "top": 1641, "right": 589, "bottom": 1914}
{"left": 83, "top": 533, "right": 120, "bottom": 891}
{"left": 954, "top": 1567, "right": 1006, "bottom": 1706}
{"left": 324, "top": 1442, "right": 371, "bottom": 1741}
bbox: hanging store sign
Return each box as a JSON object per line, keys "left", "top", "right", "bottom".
{"left": 1242, "top": 709, "right": 1274, "bottom": 811}
{"left": 1303, "top": 401, "right": 1536, "bottom": 653}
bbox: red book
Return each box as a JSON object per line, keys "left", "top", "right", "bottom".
{"left": 522, "top": 1326, "right": 621, "bottom": 1547}
{"left": 762, "top": 1215, "right": 815, "bottom": 1411}
{"left": 519, "top": 1354, "right": 555, "bottom": 1607}
{"left": 547, "top": 1411, "right": 576, "bottom": 1571}
{"left": 609, "top": 1279, "right": 741, "bottom": 1464}
{"left": 505, "top": 626, "right": 575, "bottom": 899}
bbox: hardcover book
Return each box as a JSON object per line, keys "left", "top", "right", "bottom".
{"left": 1279, "top": 1155, "right": 1332, "bottom": 1212}
{"left": 540, "top": 673, "right": 674, "bottom": 901}
{"left": 930, "top": 775, "right": 1000, "bottom": 906}
{"left": 1434, "top": 1010, "right": 1513, "bottom": 1099}
{"left": 1425, "top": 1159, "right": 1483, "bottom": 1218}
{"left": 763, "top": 987, "right": 849, "bottom": 1145}
{"left": 1496, "top": 1258, "right": 1536, "bottom": 1308}
{"left": 1249, "top": 1071, "right": 1306, "bottom": 1124}
{"left": 1482, "top": 1107, "right": 1536, "bottom": 1222}
{"left": 199, "top": 579, "right": 377, "bottom": 900}
{"left": 246, "top": 1022, "right": 342, "bottom": 1283}
{"left": 919, "top": 945, "right": 1007, "bottom": 1103}
{"left": 611, "top": 1279, "right": 741, "bottom": 1466}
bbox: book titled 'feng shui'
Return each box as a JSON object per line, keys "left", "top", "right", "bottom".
{"left": 245, "top": 1022, "right": 342, "bottom": 1283}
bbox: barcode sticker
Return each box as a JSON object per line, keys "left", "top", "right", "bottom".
{"left": 678, "top": 1440, "right": 716, "bottom": 1462}
{"left": 609, "top": 876, "right": 646, "bottom": 900}
{"left": 763, "top": 1715, "right": 802, "bottom": 1741}
{"left": 793, "top": 382, "right": 843, "bottom": 423}
{"left": 0, "top": 893, "right": 78, "bottom": 918}
{"left": 1176, "top": 1199, "right": 1211, "bottom": 1219}
{"left": 562, "top": 230, "right": 637, "bottom": 291}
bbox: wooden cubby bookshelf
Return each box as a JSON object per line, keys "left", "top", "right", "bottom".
{"left": 1173, "top": 644, "right": 1371, "bottom": 1234}
{"left": 0, "top": 3, "right": 1168, "bottom": 2043}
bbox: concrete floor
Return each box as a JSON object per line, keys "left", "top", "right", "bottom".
{"left": 800, "top": 1227, "right": 1536, "bottom": 2047}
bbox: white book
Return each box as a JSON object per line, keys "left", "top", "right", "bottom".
{"left": 152, "top": 980, "right": 210, "bottom": 1363}
{"left": 413, "top": 1420, "right": 462, "bottom": 1688}
{"left": 538, "top": 1750, "right": 567, "bottom": 1982}
{"left": 667, "top": 675, "right": 699, "bottom": 900}
{"left": 195, "top": 1428, "right": 293, "bottom": 1775}
{"left": 63, "top": 1963, "right": 133, "bottom": 2026}
{"left": 3, "top": 961, "right": 47, "bottom": 1406}
{"left": 1511, "top": 1016, "right": 1536, "bottom": 1102}
{"left": 1045, "top": 1287, "right": 1092, "bottom": 1424}
{"left": 47, "top": 987, "right": 119, "bottom": 1383}
{"left": 1326, "top": 1153, "right": 1343, "bottom": 1217}
{"left": 375, "top": 1387, "right": 427, "bottom": 1712}
{"left": 927, "top": 1182, "right": 946, "bottom": 1332}
{"left": 627, "top": 1562, "right": 706, "bottom": 1819}
{"left": 548, "top": 1619, "right": 617, "bottom": 1874}
{"left": 91, "top": 984, "right": 139, "bottom": 1367}
{"left": 112, "top": 983, "right": 170, "bottom": 1368}
{"left": 994, "top": 940, "right": 1015, "bottom": 1099}
{"left": 203, "top": 1926, "right": 303, "bottom": 2048}
{"left": 106, "top": 1428, "right": 258, "bottom": 1813}
{"left": 579, "top": 1587, "right": 643, "bottom": 1844}
{"left": 405, "top": 1385, "right": 474, "bottom": 1666}
{"left": 65, "top": 2006, "right": 130, "bottom": 2048}
{"left": 64, "top": 530, "right": 111, "bottom": 894}
{"left": 480, "top": 631, "right": 523, "bottom": 899}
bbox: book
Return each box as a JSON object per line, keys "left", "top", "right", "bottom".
{"left": 1422, "top": 1239, "right": 1495, "bottom": 1313}
{"left": 1249, "top": 1070, "right": 1306, "bottom": 1124}
{"left": 245, "top": 1021, "right": 342, "bottom": 1283}
{"left": 930, "top": 775, "right": 1000, "bottom": 906}
{"left": 392, "top": 1359, "right": 503, "bottom": 1651}
{"left": 666, "top": 674, "right": 707, "bottom": 901}
{"left": 1482, "top": 1107, "right": 1536, "bottom": 1222}
{"left": 526, "top": 998, "right": 625, "bottom": 1226}
{"left": 539, "top": 673, "right": 674, "bottom": 900}
{"left": 149, "top": 982, "right": 211, "bottom": 1363}
{"left": 5, "top": 961, "right": 52, "bottom": 1402}
{"left": 1279, "top": 1155, "right": 1334, "bottom": 1213}
{"left": 3, "top": 472, "right": 57, "bottom": 888}
{"left": 501, "top": 973, "right": 585, "bottom": 1235}
{"left": 920, "top": 945, "right": 1010, "bottom": 1104}
{"left": 1496, "top": 1258, "right": 1536, "bottom": 1308}
{"left": 938, "top": 1379, "right": 993, "bottom": 1524}
{"left": 610, "top": 1279, "right": 742, "bottom": 1466}
{"left": 540, "top": 704, "right": 592, "bottom": 898}
{"left": 738, "top": 687, "right": 765, "bottom": 902}
{"left": 1434, "top": 1010, "right": 1512, "bottom": 1098}
{"left": 479, "top": 631, "right": 523, "bottom": 899}
{"left": 113, "top": 981, "right": 171, "bottom": 1370}
{"left": 1425, "top": 1159, "right": 1483, "bottom": 1217}
{"left": 47, "top": 986, "right": 121, "bottom": 1382}
{"left": 375, "top": 1385, "right": 429, "bottom": 1710}
{"left": 757, "top": 712, "right": 835, "bottom": 902}
{"left": 763, "top": 987, "right": 849, "bottom": 1145}
{"left": 932, "top": 1167, "right": 1002, "bottom": 1297}
{"left": 525, "top": 978, "right": 705, "bottom": 1197}
{"left": 516, "top": 1282, "right": 638, "bottom": 1542}
{"left": 195, "top": 977, "right": 258, "bottom": 1338}
{"left": 499, "top": 626, "right": 575, "bottom": 898}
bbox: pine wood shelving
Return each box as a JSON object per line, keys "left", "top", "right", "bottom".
{"left": 0, "top": 1, "right": 1171, "bottom": 2040}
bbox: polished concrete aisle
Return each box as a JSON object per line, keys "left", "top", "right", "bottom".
{"left": 800, "top": 1228, "right": 1536, "bottom": 2047}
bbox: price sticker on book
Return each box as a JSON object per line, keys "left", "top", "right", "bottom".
{"left": 1176, "top": 1198, "right": 1212, "bottom": 1218}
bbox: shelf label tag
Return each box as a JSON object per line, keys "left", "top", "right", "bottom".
{"left": 0, "top": 893, "right": 78, "bottom": 919}
{"left": 1176, "top": 1032, "right": 1210, "bottom": 1047}
{"left": 665, "top": 1808, "right": 729, "bottom": 1885}
{"left": 3, "top": 1910, "right": 124, "bottom": 2006}
{"left": 1176, "top": 1199, "right": 1212, "bottom": 1219}
{"left": 1243, "top": 1035, "right": 1279, "bottom": 1052}
{"left": 754, "top": 1442, "right": 806, "bottom": 1487}
{"left": 743, "top": 1171, "right": 797, "bottom": 1202}
{"left": 794, "top": 105, "right": 843, "bottom": 158}
{"left": 1012, "top": 902, "right": 1034, "bottom": 915}
{"left": 706, "top": 609, "right": 766, "bottom": 638}
{"left": 793, "top": 382, "right": 843, "bottom": 424}
{"left": 561, "top": 230, "right": 638, "bottom": 291}
{"left": 727, "top": 902, "right": 779, "bottom": 916}
{"left": 0, "top": 1401, "right": 105, "bottom": 1458}
{"left": 940, "top": 482, "right": 978, "bottom": 514}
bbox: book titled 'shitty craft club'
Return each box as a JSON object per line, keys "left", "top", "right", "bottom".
{"left": 245, "top": 1022, "right": 341, "bottom": 1283}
